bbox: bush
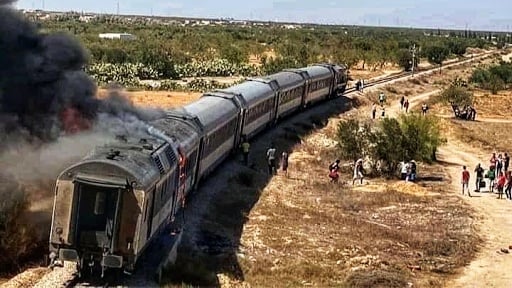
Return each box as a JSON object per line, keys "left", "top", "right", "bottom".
{"left": 0, "top": 174, "right": 40, "bottom": 274}
{"left": 336, "top": 115, "right": 443, "bottom": 176}
{"left": 438, "top": 86, "right": 473, "bottom": 106}
{"left": 335, "top": 119, "right": 375, "bottom": 162}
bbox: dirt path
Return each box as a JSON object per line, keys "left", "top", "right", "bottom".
{"left": 385, "top": 86, "right": 512, "bottom": 287}
{"left": 438, "top": 139, "right": 512, "bottom": 288}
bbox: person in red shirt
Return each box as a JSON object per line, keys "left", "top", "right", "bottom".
{"left": 497, "top": 171, "right": 506, "bottom": 199}
{"left": 462, "top": 166, "right": 470, "bottom": 196}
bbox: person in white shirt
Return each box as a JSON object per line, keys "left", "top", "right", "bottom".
{"left": 400, "top": 161, "right": 409, "bottom": 180}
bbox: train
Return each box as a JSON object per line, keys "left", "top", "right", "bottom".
{"left": 48, "top": 63, "right": 349, "bottom": 277}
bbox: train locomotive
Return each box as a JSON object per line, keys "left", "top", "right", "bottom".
{"left": 48, "top": 63, "right": 349, "bottom": 277}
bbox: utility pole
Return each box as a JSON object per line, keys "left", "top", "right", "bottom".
{"left": 116, "top": 0, "right": 119, "bottom": 15}
{"left": 410, "top": 43, "right": 417, "bottom": 77}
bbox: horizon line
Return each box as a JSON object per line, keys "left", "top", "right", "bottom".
{"left": 19, "top": 8, "right": 512, "bottom": 33}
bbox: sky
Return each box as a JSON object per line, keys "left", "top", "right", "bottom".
{"left": 14, "top": 0, "right": 512, "bottom": 31}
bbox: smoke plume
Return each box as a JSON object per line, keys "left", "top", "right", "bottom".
{"left": 0, "top": 2, "right": 163, "bottom": 144}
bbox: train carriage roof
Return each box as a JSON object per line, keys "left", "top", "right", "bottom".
{"left": 299, "top": 65, "right": 333, "bottom": 79}
{"left": 218, "top": 80, "right": 275, "bottom": 106}
{"left": 182, "top": 95, "right": 239, "bottom": 133}
{"left": 150, "top": 116, "right": 201, "bottom": 154}
{"left": 255, "top": 71, "right": 304, "bottom": 90}
{"left": 58, "top": 135, "right": 165, "bottom": 190}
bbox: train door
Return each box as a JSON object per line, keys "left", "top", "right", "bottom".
{"left": 145, "top": 189, "right": 155, "bottom": 241}
{"left": 75, "top": 183, "right": 121, "bottom": 250}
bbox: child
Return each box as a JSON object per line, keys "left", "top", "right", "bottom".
{"left": 281, "top": 151, "right": 289, "bottom": 177}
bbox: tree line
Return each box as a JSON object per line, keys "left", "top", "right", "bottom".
{"left": 36, "top": 15, "right": 495, "bottom": 90}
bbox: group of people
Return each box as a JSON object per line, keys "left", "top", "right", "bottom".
{"left": 328, "top": 158, "right": 365, "bottom": 185}
{"left": 240, "top": 136, "right": 289, "bottom": 176}
{"left": 399, "top": 96, "right": 410, "bottom": 113}
{"left": 461, "top": 152, "right": 511, "bottom": 199}
{"left": 400, "top": 160, "right": 418, "bottom": 181}
{"left": 452, "top": 104, "right": 477, "bottom": 120}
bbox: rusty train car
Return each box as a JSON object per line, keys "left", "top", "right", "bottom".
{"left": 48, "top": 63, "right": 349, "bottom": 277}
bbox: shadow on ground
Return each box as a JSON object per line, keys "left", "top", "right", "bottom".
{"left": 159, "top": 94, "right": 362, "bottom": 287}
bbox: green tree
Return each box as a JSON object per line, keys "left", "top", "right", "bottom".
{"left": 220, "top": 44, "right": 247, "bottom": 64}
{"left": 395, "top": 48, "right": 419, "bottom": 71}
{"left": 335, "top": 119, "right": 374, "bottom": 161}
{"left": 399, "top": 114, "right": 443, "bottom": 162}
{"left": 447, "top": 40, "right": 468, "bottom": 57}
{"left": 374, "top": 118, "right": 404, "bottom": 173}
{"left": 425, "top": 45, "right": 450, "bottom": 73}
{"left": 438, "top": 85, "right": 473, "bottom": 106}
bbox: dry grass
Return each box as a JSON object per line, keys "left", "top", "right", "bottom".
{"left": 238, "top": 144, "right": 478, "bottom": 287}
{"left": 97, "top": 89, "right": 202, "bottom": 109}
{"left": 441, "top": 119, "right": 512, "bottom": 154}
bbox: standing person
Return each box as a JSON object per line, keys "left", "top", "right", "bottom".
{"left": 400, "top": 161, "right": 409, "bottom": 180}
{"left": 381, "top": 106, "right": 386, "bottom": 118}
{"left": 329, "top": 159, "right": 340, "bottom": 183}
{"left": 404, "top": 99, "right": 409, "bottom": 113}
{"left": 497, "top": 171, "right": 506, "bottom": 199}
{"left": 504, "top": 153, "right": 510, "bottom": 171}
{"left": 421, "top": 103, "right": 429, "bottom": 115}
{"left": 360, "top": 79, "right": 364, "bottom": 92}
{"left": 409, "top": 160, "right": 417, "bottom": 181}
{"left": 352, "top": 158, "right": 364, "bottom": 185}
{"left": 489, "top": 152, "right": 497, "bottom": 169}
{"left": 280, "top": 151, "right": 289, "bottom": 177}
{"left": 240, "top": 135, "right": 250, "bottom": 166}
{"left": 266, "top": 143, "right": 277, "bottom": 175}
{"left": 474, "top": 163, "right": 484, "bottom": 192}
{"left": 400, "top": 96, "right": 405, "bottom": 111}
{"left": 497, "top": 154, "right": 503, "bottom": 175}
{"left": 462, "top": 166, "right": 471, "bottom": 196}
{"left": 355, "top": 80, "right": 361, "bottom": 91}
{"left": 487, "top": 166, "right": 496, "bottom": 193}
{"left": 379, "top": 92, "right": 386, "bottom": 105}
{"left": 505, "top": 171, "right": 512, "bottom": 200}
{"left": 371, "top": 103, "right": 377, "bottom": 120}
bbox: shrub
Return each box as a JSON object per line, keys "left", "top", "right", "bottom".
{"left": 385, "top": 86, "right": 399, "bottom": 94}
{"left": 335, "top": 119, "right": 375, "bottom": 162}
{"left": 336, "top": 115, "right": 443, "bottom": 176}
{"left": 438, "top": 86, "right": 473, "bottom": 107}
{"left": 0, "top": 174, "right": 40, "bottom": 274}
{"left": 409, "top": 78, "right": 422, "bottom": 85}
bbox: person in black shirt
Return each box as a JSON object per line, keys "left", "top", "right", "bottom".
{"left": 474, "top": 163, "right": 484, "bottom": 192}
{"left": 505, "top": 153, "right": 510, "bottom": 172}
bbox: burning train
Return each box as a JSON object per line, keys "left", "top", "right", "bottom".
{"left": 48, "top": 64, "right": 349, "bottom": 277}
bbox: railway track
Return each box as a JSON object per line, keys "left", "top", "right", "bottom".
{"left": 14, "top": 51, "right": 495, "bottom": 288}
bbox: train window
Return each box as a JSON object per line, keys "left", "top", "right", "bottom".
{"left": 203, "top": 116, "right": 238, "bottom": 157}
{"left": 94, "top": 191, "right": 106, "bottom": 215}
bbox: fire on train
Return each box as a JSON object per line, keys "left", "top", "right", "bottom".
{"left": 48, "top": 63, "right": 349, "bottom": 276}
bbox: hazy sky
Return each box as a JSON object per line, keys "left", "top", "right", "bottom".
{"left": 15, "top": 0, "right": 512, "bottom": 31}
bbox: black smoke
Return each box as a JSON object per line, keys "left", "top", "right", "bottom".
{"left": 0, "top": 2, "right": 163, "bottom": 144}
